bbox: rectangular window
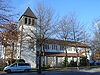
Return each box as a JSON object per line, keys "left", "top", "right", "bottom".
{"left": 28, "top": 18, "right": 31, "bottom": 24}
{"left": 18, "top": 63, "right": 30, "bottom": 66}
{"left": 68, "top": 47, "right": 72, "bottom": 51}
{"left": 47, "top": 45, "right": 50, "bottom": 49}
{"left": 32, "top": 20, "right": 34, "bottom": 25}
{"left": 52, "top": 45, "right": 53, "bottom": 49}
{"left": 46, "top": 44, "right": 49, "bottom": 49}
{"left": 55, "top": 45, "right": 57, "bottom": 50}
{"left": 25, "top": 18, "right": 27, "bottom": 24}
{"left": 44, "top": 44, "right": 48, "bottom": 49}
{"left": 60, "top": 45, "right": 64, "bottom": 50}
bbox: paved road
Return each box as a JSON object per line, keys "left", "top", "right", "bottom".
{"left": 80, "top": 68, "right": 100, "bottom": 72}
{"left": 0, "top": 70, "right": 100, "bottom": 75}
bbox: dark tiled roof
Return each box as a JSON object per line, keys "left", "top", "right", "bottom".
{"left": 19, "top": 7, "right": 37, "bottom": 20}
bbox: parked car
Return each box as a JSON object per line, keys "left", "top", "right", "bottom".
{"left": 95, "top": 61, "right": 100, "bottom": 65}
{"left": 4, "top": 62, "right": 31, "bottom": 73}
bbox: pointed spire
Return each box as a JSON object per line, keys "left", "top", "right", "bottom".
{"left": 19, "top": 7, "right": 37, "bottom": 20}
{"left": 23, "top": 7, "right": 37, "bottom": 19}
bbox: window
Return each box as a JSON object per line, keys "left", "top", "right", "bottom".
{"left": 44, "top": 45, "right": 48, "bottom": 49}
{"left": 51, "top": 44, "right": 58, "bottom": 50}
{"left": 68, "top": 47, "right": 72, "bottom": 51}
{"left": 18, "top": 63, "right": 30, "bottom": 66}
{"left": 47, "top": 44, "right": 49, "bottom": 49}
{"left": 52, "top": 45, "right": 54, "bottom": 49}
{"left": 32, "top": 20, "right": 34, "bottom": 25}
{"left": 25, "top": 18, "right": 27, "bottom": 24}
{"left": 73, "top": 47, "right": 76, "bottom": 51}
{"left": 44, "top": 44, "right": 49, "bottom": 49}
{"left": 11, "top": 63, "right": 17, "bottom": 67}
{"left": 55, "top": 45, "right": 57, "bottom": 50}
{"left": 28, "top": 18, "right": 31, "bottom": 24}
{"left": 60, "top": 45, "right": 64, "bottom": 50}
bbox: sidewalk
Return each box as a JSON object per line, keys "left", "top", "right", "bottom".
{"left": 79, "top": 68, "right": 100, "bottom": 72}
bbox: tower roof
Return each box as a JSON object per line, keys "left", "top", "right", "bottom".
{"left": 19, "top": 7, "right": 37, "bottom": 20}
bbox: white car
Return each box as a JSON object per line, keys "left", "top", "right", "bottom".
{"left": 4, "top": 62, "right": 31, "bottom": 73}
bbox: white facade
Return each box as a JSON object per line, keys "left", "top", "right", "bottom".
{"left": 17, "top": 14, "right": 37, "bottom": 67}
{"left": 42, "top": 43, "right": 91, "bottom": 66}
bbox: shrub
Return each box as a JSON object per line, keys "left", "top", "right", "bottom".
{"left": 80, "top": 57, "right": 89, "bottom": 66}
{"left": 42, "top": 64, "right": 50, "bottom": 68}
{"left": 62, "top": 56, "right": 68, "bottom": 67}
{"left": 42, "top": 64, "right": 50, "bottom": 70}
{"left": 15, "top": 59, "right": 25, "bottom": 63}
{"left": 68, "top": 60, "right": 77, "bottom": 67}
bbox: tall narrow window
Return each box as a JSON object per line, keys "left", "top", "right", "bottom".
{"left": 56, "top": 45, "right": 57, "bottom": 50}
{"left": 25, "top": 18, "right": 27, "bottom": 24}
{"left": 52, "top": 45, "right": 53, "bottom": 49}
{"left": 47, "top": 44, "right": 49, "bottom": 49}
{"left": 32, "top": 20, "right": 34, "bottom": 25}
{"left": 28, "top": 18, "right": 31, "bottom": 24}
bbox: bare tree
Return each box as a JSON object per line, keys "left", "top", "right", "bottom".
{"left": 0, "top": 24, "right": 18, "bottom": 63}
{"left": 91, "top": 20, "right": 100, "bottom": 61}
{"left": 58, "top": 14, "right": 90, "bottom": 65}
{"left": 0, "top": 0, "right": 18, "bottom": 64}
{"left": 0, "top": 0, "right": 15, "bottom": 26}
{"left": 36, "top": 3, "right": 59, "bottom": 73}
{"left": 67, "top": 14, "right": 86, "bottom": 68}
{"left": 57, "top": 13, "right": 89, "bottom": 68}
{"left": 57, "top": 15, "right": 72, "bottom": 66}
{"left": 92, "top": 20, "right": 100, "bottom": 49}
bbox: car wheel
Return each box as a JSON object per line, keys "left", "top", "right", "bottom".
{"left": 7, "top": 69, "right": 11, "bottom": 73}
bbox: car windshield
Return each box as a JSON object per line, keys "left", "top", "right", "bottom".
{"left": 10, "top": 63, "right": 17, "bottom": 67}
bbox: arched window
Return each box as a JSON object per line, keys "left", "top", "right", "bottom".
{"left": 25, "top": 18, "right": 27, "bottom": 24}
{"left": 28, "top": 18, "right": 31, "bottom": 24}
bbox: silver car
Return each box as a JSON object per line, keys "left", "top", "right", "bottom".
{"left": 4, "top": 62, "right": 31, "bottom": 73}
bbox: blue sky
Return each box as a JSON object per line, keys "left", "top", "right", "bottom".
{"left": 12, "top": 0, "right": 100, "bottom": 34}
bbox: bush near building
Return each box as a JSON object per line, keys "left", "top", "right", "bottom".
{"left": 80, "top": 57, "right": 89, "bottom": 66}
{"left": 62, "top": 56, "right": 68, "bottom": 67}
{"left": 68, "top": 60, "right": 77, "bottom": 67}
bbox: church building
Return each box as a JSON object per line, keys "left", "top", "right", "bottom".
{"left": 1, "top": 7, "right": 92, "bottom": 68}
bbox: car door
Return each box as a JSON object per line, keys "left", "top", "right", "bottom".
{"left": 17, "top": 63, "right": 25, "bottom": 72}
{"left": 10, "top": 63, "right": 17, "bottom": 72}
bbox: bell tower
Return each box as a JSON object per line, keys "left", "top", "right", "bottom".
{"left": 18, "top": 7, "right": 37, "bottom": 67}
{"left": 19, "top": 7, "right": 37, "bottom": 27}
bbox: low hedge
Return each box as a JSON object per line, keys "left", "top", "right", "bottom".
{"left": 15, "top": 59, "right": 25, "bottom": 63}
